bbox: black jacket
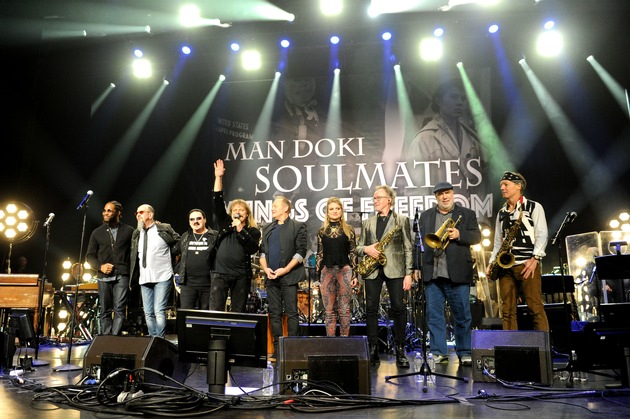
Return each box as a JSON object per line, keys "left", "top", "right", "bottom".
{"left": 173, "top": 229, "right": 218, "bottom": 285}
{"left": 212, "top": 191, "right": 261, "bottom": 279}
{"left": 86, "top": 222, "right": 134, "bottom": 278}
{"left": 419, "top": 204, "right": 481, "bottom": 284}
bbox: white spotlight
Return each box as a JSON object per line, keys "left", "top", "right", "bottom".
{"left": 241, "top": 50, "right": 261, "bottom": 71}
{"left": 536, "top": 30, "right": 563, "bottom": 57}
{"left": 180, "top": 5, "right": 201, "bottom": 27}
{"left": 132, "top": 58, "right": 152, "bottom": 78}
{"left": 420, "top": 37, "right": 443, "bottom": 62}
{"left": 320, "top": 0, "right": 343, "bottom": 16}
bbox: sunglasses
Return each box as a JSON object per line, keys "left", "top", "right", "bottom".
{"left": 135, "top": 210, "right": 146, "bottom": 215}
{"left": 189, "top": 217, "right": 203, "bottom": 221}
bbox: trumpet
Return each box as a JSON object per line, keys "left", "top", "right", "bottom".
{"left": 425, "top": 215, "right": 462, "bottom": 250}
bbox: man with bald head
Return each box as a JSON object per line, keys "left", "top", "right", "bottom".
{"left": 130, "top": 204, "right": 180, "bottom": 338}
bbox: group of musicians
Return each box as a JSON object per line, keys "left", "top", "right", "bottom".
{"left": 86, "top": 162, "right": 550, "bottom": 368}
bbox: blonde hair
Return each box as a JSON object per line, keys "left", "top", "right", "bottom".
{"left": 228, "top": 199, "right": 258, "bottom": 228}
{"left": 274, "top": 195, "right": 292, "bottom": 213}
{"left": 321, "top": 197, "right": 353, "bottom": 239}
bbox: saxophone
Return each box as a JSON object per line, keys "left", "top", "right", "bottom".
{"left": 488, "top": 205, "right": 523, "bottom": 281}
{"left": 356, "top": 223, "right": 400, "bottom": 277}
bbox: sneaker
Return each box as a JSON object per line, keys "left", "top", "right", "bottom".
{"left": 434, "top": 354, "right": 449, "bottom": 364}
{"left": 460, "top": 355, "right": 472, "bottom": 366}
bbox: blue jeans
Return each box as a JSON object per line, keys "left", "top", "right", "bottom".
{"left": 97, "top": 276, "right": 129, "bottom": 335}
{"left": 425, "top": 279, "right": 471, "bottom": 358}
{"left": 141, "top": 280, "right": 172, "bottom": 338}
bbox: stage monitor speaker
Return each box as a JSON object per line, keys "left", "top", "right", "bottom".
{"left": 472, "top": 330, "right": 553, "bottom": 385}
{"left": 517, "top": 303, "right": 571, "bottom": 352}
{"left": 278, "top": 336, "right": 370, "bottom": 395}
{"left": 83, "top": 335, "right": 189, "bottom": 385}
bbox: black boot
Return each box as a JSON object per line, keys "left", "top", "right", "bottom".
{"left": 395, "top": 345, "right": 410, "bottom": 368}
{"left": 369, "top": 344, "right": 380, "bottom": 366}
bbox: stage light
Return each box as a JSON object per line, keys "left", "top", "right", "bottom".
{"left": 163, "top": 79, "right": 170, "bottom": 85}
{"left": 330, "top": 35, "right": 340, "bottom": 45}
{"left": 280, "top": 39, "right": 290, "bottom": 48}
{"left": 543, "top": 20, "right": 555, "bottom": 30}
{"left": 219, "top": 74, "right": 226, "bottom": 81}
{"left": 133, "top": 48, "right": 143, "bottom": 58}
{"left": 230, "top": 42, "right": 240, "bottom": 52}
{"left": 182, "top": 45, "right": 192, "bottom": 55}
{"left": 0, "top": 201, "right": 37, "bottom": 273}
{"left": 110, "top": 82, "right": 116, "bottom": 88}
{"left": 419, "top": 37, "right": 443, "bottom": 62}
{"left": 334, "top": 68, "right": 340, "bottom": 75}
{"left": 382, "top": 32, "right": 392, "bottom": 41}
{"left": 536, "top": 30, "right": 563, "bottom": 57}
{"left": 433, "top": 27, "right": 444, "bottom": 37}
{"left": 132, "top": 58, "right": 152, "bottom": 78}
{"left": 241, "top": 50, "right": 261, "bottom": 71}
{"left": 320, "top": 0, "right": 343, "bottom": 16}
{"left": 488, "top": 24, "right": 499, "bottom": 34}
{"left": 180, "top": 4, "right": 201, "bottom": 27}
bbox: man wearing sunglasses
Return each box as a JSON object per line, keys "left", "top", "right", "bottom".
{"left": 131, "top": 205, "right": 180, "bottom": 338}
{"left": 86, "top": 201, "right": 134, "bottom": 335}
{"left": 173, "top": 209, "right": 218, "bottom": 310}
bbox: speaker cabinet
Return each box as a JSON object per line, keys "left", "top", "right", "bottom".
{"left": 278, "top": 336, "right": 370, "bottom": 395}
{"left": 472, "top": 330, "right": 553, "bottom": 385}
{"left": 517, "top": 303, "right": 571, "bottom": 352}
{"left": 83, "top": 335, "right": 189, "bottom": 385}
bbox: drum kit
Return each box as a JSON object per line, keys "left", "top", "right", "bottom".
{"left": 246, "top": 257, "right": 368, "bottom": 323}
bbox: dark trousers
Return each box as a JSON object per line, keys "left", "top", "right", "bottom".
{"left": 266, "top": 280, "right": 299, "bottom": 353}
{"left": 365, "top": 270, "right": 406, "bottom": 347}
{"left": 209, "top": 273, "right": 251, "bottom": 312}
{"left": 180, "top": 285, "right": 211, "bottom": 310}
{"left": 98, "top": 276, "right": 129, "bottom": 335}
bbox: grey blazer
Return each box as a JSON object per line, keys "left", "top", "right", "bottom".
{"left": 356, "top": 212, "right": 414, "bottom": 280}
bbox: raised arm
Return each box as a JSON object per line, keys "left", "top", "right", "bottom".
{"left": 213, "top": 159, "right": 225, "bottom": 192}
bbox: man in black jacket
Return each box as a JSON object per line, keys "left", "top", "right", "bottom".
{"left": 259, "top": 196, "right": 307, "bottom": 359}
{"left": 130, "top": 204, "right": 180, "bottom": 338}
{"left": 210, "top": 160, "right": 261, "bottom": 312}
{"left": 419, "top": 182, "right": 481, "bottom": 366}
{"left": 86, "top": 201, "right": 134, "bottom": 335}
{"left": 173, "top": 209, "right": 218, "bottom": 310}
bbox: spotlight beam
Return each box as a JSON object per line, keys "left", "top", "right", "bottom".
{"left": 587, "top": 56, "right": 630, "bottom": 120}
{"left": 130, "top": 78, "right": 225, "bottom": 210}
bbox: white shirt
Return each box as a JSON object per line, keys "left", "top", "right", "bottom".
{"left": 138, "top": 224, "right": 174, "bottom": 285}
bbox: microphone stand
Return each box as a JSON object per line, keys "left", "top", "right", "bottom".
{"left": 54, "top": 204, "right": 89, "bottom": 372}
{"left": 32, "top": 222, "right": 53, "bottom": 366}
{"left": 551, "top": 212, "right": 579, "bottom": 387}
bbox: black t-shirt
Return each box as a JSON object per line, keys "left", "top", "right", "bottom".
{"left": 214, "top": 231, "right": 249, "bottom": 276}
{"left": 186, "top": 232, "right": 212, "bottom": 287}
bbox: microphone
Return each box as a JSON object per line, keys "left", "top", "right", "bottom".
{"left": 233, "top": 214, "right": 241, "bottom": 220}
{"left": 43, "top": 213, "right": 55, "bottom": 227}
{"left": 566, "top": 211, "right": 577, "bottom": 224}
{"left": 413, "top": 207, "right": 419, "bottom": 233}
{"left": 76, "top": 190, "right": 93, "bottom": 210}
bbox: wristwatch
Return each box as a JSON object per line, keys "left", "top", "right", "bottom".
{"left": 533, "top": 255, "right": 542, "bottom": 261}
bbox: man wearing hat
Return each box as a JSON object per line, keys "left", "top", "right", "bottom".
{"left": 419, "top": 181, "right": 481, "bottom": 366}
{"left": 487, "top": 171, "right": 549, "bottom": 331}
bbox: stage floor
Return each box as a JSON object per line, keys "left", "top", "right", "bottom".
{"left": 1, "top": 334, "right": 629, "bottom": 418}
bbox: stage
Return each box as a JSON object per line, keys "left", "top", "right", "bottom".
{"left": 1, "top": 332, "right": 629, "bottom": 418}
